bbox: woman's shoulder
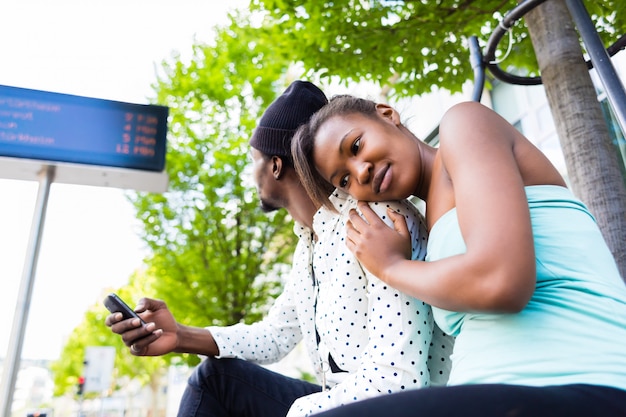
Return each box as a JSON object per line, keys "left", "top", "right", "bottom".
{"left": 441, "top": 101, "right": 491, "bottom": 123}
{"left": 438, "top": 101, "right": 522, "bottom": 161}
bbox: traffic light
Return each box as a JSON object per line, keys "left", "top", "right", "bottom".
{"left": 77, "top": 375, "right": 85, "bottom": 396}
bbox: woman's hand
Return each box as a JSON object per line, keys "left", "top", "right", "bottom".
{"left": 346, "top": 201, "right": 412, "bottom": 281}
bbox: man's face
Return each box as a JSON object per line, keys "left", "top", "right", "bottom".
{"left": 250, "top": 148, "right": 286, "bottom": 213}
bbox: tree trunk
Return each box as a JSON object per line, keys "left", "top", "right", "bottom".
{"left": 523, "top": 0, "right": 626, "bottom": 280}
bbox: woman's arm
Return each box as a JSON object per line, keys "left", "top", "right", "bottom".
{"left": 347, "top": 102, "right": 536, "bottom": 313}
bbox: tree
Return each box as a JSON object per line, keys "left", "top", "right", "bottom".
{"left": 126, "top": 11, "right": 300, "bottom": 366}
{"left": 53, "top": 11, "right": 303, "bottom": 402}
{"left": 248, "top": 0, "right": 626, "bottom": 278}
{"left": 524, "top": 0, "right": 626, "bottom": 280}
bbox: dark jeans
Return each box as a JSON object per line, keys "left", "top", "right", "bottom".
{"left": 177, "top": 357, "right": 322, "bottom": 417}
{"left": 313, "top": 383, "right": 626, "bottom": 417}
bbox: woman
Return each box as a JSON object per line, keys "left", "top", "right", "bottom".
{"left": 291, "top": 95, "right": 626, "bottom": 416}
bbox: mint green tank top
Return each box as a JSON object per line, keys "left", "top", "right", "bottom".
{"left": 426, "top": 185, "right": 626, "bottom": 389}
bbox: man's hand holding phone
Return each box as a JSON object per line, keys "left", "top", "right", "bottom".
{"left": 104, "top": 294, "right": 178, "bottom": 356}
{"left": 104, "top": 293, "right": 147, "bottom": 324}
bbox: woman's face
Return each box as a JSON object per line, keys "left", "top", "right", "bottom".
{"left": 312, "top": 109, "right": 421, "bottom": 202}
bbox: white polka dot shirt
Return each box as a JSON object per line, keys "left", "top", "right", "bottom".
{"left": 210, "top": 190, "right": 453, "bottom": 417}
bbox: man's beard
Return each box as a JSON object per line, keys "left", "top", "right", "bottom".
{"left": 260, "top": 199, "right": 280, "bottom": 213}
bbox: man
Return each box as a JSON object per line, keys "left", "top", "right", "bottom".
{"left": 105, "top": 80, "right": 452, "bottom": 417}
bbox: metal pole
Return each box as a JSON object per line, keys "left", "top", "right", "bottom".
{"left": 0, "top": 165, "right": 56, "bottom": 417}
{"left": 565, "top": 0, "right": 626, "bottom": 134}
{"left": 469, "top": 36, "right": 485, "bottom": 102}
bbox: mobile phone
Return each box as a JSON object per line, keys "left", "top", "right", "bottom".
{"left": 103, "top": 293, "right": 146, "bottom": 325}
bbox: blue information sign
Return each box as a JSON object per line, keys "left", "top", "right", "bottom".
{"left": 0, "top": 85, "right": 168, "bottom": 171}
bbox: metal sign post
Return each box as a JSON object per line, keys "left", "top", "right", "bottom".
{"left": 0, "top": 165, "right": 55, "bottom": 417}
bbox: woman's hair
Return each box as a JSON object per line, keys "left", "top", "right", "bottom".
{"left": 292, "top": 94, "right": 378, "bottom": 210}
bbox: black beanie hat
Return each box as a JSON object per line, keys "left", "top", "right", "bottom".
{"left": 250, "top": 80, "right": 328, "bottom": 160}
